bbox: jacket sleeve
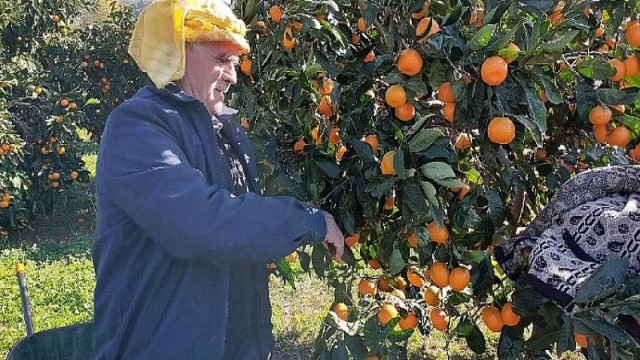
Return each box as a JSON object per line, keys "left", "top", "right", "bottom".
{"left": 97, "top": 99, "right": 327, "bottom": 266}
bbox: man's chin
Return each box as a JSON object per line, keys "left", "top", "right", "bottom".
{"left": 210, "top": 103, "right": 225, "bottom": 116}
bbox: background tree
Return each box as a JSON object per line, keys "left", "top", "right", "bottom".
{"left": 0, "top": 0, "right": 143, "bottom": 234}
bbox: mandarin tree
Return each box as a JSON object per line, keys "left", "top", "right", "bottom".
{"left": 0, "top": 1, "right": 143, "bottom": 235}
{"left": 230, "top": 0, "right": 640, "bottom": 358}
{"left": 0, "top": 0, "right": 92, "bottom": 234}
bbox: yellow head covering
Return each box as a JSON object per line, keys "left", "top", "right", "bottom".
{"left": 128, "top": 0, "right": 250, "bottom": 89}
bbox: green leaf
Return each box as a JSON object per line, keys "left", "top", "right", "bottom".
{"left": 619, "top": 115, "right": 640, "bottom": 134}
{"left": 471, "top": 253, "right": 495, "bottom": 299}
{"left": 366, "top": 177, "right": 395, "bottom": 198}
{"left": 393, "top": 150, "right": 405, "bottom": 178}
{"left": 313, "top": 49, "right": 341, "bottom": 77}
{"left": 326, "top": 313, "right": 364, "bottom": 336}
{"left": 312, "top": 243, "right": 327, "bottom": 278}
{"left": 389, "top": 248, "right": 406, "bottom": 275}
{"left": 408, "top": 128, "right": 443, "bottom": 152}
{"left": 276, "top": 258, "right": 296, "bottom": 288}
{"left": 573, "top": 258, "right": 630, "bottom": 304}
{"left": 420, "top": 162, "right": 457, "bottom": 186}
{"left": 85, "top": 98, "right": 100, "bottom": 105}
{"left": 344, "top": 335, "right": 368, "bottom": 359}
{"left": 498, "top": 326, "right": 525, "bottom": 360}
{"left": 350, "top": 139, "right": 377, "bottom": 163}
{"left": 341, "top": 246, "right": 356, "bottom": 266}
{"left": 299, "top": 251, "right": 311, "bottom": 272}
{"left": 576, "top": 79, "right": 599, "bottom": 122}
{"left": 606, "top": 295, "right": 640, "bottom": 318}
{"left": 407, "top": 117, "right": 428, "bottom": 136}
{"left": 389, "top": 326, "right": 414, "bottom": 342}
{"left": 466, "top": 324, "right": 487, "bottom": 354}
{"left": 525, "top": 19, "right": 543, "bottom": 54}
{"left": 402, "top": 182, "right": 430, "bottom": 215}
{"left": 419, "top": 181, "right": 439, "bottom": 208}
{"left": 331, "top": 338, "right": 348, "bottom": 359}
{"left": 427, "top": 61, "right": 453, "bottom": 87}
{"left": 317, "top": 160, "right": 340, "bottom": 178}
{"left": 438, "top": 177, "right": 466, "bottom": 189}
{"left": 518, "top": 0, "right": 555, "bottom": 16}
{"left": 512, "top": 115, "right": 543, "bottom": 146}
{"left": 468, "top": 24, "right": 497, "bottom": 51}
{"left": 340, "top": 207, "right": 355, "bottom": 235}
{"left": 449, "top": 292, "right": 472, "bottom": 306}
{"left": 441, "top": 4, "right": 463, "bottom": 26}
{"left": 512, "top": 285, "right": 548, "bottom": 317}
{"left": 484, "top": 189, "right": 506, "bottom": 225}
{"left": 484, "top": 0, "right": 512, "bottom": 25}
{"left": 404, "top": 76, "right": 429, "bottom": 94}
{"left": 578, "top": 58, "right": 616, "bottom": 80}
{"left": 573, "top": 316, "right": 634, "bottom": 346}
{"left": 410, "top": 0, "right": 428, "bottom": 13}
{"left": 243, "top": 0, "right": 256, "bottom": 20}
{"left": 487, "top": 23, "right": 520, "bottom": 52}
{"left": 465, "top": 168, "right": 483, "bottom": 184}
{"left": 304, "top": 63, "right": 325, "bottom": 78}
{"left": 513, "top": 75, "right": 547, "bottom": 146}
{"left": 557, "top": 316, "right": 576, "bottom": 356}
{"left": 326, "top": 23, "right": 349, "bottom": 49}
{"left": 463, "top": 250, "right": 487, "bottom": 265}
{"left": 526, "top": 328, "right": 559, "bottom": 350}
{"left": 454, "top": 316, "right": 476, "bottom": 336}
{"left": 534, "top": 69, "right": 562, "bottom": 104}
{"left": 365, "top": 5, "right": 379, "bottom": 29}
{"left": 597, "top": 88, "right": 639, "bottom": 106}
{"left": 543, "top": 30, "right": 579, "bottom": 53}
{"left": 382, "top": 72, "right": 403, "bottom": 85}
{"left": 587, "top": 344, "right": 607, "bottom": 360}
{"left": 624, "top": 71, "right": 640, "bottom": 88}
{"left": 363, "top": 317, "right": 383, "bottom": 349}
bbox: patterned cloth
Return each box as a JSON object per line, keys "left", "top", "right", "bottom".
{"left": 495, "top": 165, "right": 640, "bottom": 305}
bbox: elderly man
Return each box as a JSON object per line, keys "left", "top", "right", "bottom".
{"left": 92, "top": 1, "right": 344, "bottom": 359}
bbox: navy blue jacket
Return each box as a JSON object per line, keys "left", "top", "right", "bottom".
{"left": 93, "top": 84, "right": 327, "bottom": 359}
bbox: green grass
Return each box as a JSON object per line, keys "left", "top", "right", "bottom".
{"left": 0, "top": 239, "right": 94, "bottom": 358}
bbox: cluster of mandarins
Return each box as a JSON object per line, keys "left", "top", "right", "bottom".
{"left": 36, "top": 98, "right": 78, "bottom": 161}
{"left": 291, "top": 76, "right": 348, "bottom": 159}
{"left": 330, "top": 253, "right": 522, "bottom": 336}
{"left": 268, "top": 5, "right": 297, "bottom": 50}
{"left": 546, "top": 2, "right": 640, "bottom": 162}
{"left": 584, "top": 18, "right": 640, "bottom": 159}
{"left": 51, "top": 13, "right": 68, "bottom": 35}
{"left": 31, "top": 98, "right": 80, "bottom": 190}
{"left": 0, "top": 142, "right": 18, "bottom": 157}
{"left": 0, "top": 193, "right": 12, "bottom": 209}
{"left": 264, "top": 5, "right": 351, "bottom": 162}
{"left": 327, "top": 216, "right": 522, "bottom": 337}
{"left": 80, "top": 55, "right": 114, "bottom": 94}
{"left": 381, "top": 12, "right": 520, "bottom": 156}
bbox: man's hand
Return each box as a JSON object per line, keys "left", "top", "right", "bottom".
{"left": 322, "top": 211, "right": 344, "bottom": 260}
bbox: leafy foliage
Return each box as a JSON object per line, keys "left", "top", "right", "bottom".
{"left": 0, "top": 1, "right": 144, "bottom": 234}
{"left": 230, "top": 0, "right": 640, "bottom": 358}
{"left": 2, "top": 0, "right": 639, "bottom": 358}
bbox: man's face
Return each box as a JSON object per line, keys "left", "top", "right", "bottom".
{"left": 183, "top": 41, "right": 239, "bottom": 115}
